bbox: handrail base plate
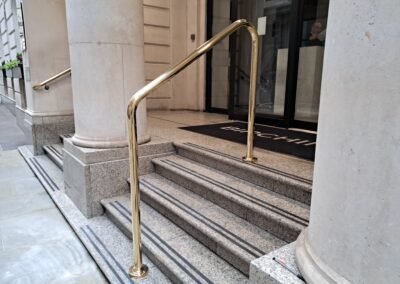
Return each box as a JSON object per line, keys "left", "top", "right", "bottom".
{"left": 129, "top": 264, "right": 149, "bottom": 279}
{"left": 242, "top": 156, "right": 258, "bottom": 163}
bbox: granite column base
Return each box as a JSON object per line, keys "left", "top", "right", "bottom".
{"left": 24, "top": 112, "right": 75, "bottom": 155}
{"left": 63, "top": 138, "right": 174, "bottom": 218}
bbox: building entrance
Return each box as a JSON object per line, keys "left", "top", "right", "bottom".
{"left": 206, "top": 0, "right": 329, "bottom": 131}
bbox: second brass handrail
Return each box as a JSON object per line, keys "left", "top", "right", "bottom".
{"left": 32, "top": 67, "right": 71, "bottom": 90}
{"left": 126, "top": 19, "right": 259, "bottom": 279}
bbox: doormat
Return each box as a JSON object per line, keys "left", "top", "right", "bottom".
{"left": 180, "top": 121, "right": 316, "bottom": 161}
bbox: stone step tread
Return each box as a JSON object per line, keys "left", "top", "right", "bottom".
{"left": 102, "top": 195, "right": 249, "bottom": 284}
{"left": 79, "top": 216, "right": 171, "bottom": 284}
{"left": 43, "top": 143, "right": 63, "bottom": 169}
{"left": 138, "top": 173, "right": 286, "bottom": 275}
{"left": 174, "top": 142, "right": 312, "bottom": 205}
{"left": 175, "top": 142, "right": 313, "bottom": 188}
{"left": 153, "top": 154, "right": 310, "bottom": 225}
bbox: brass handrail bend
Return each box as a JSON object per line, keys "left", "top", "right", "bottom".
{"left": 32, "top": 67, "right": 71, "bottom": 90}
{"left": 127, "top": 19, "right": 259, "bottom": 279}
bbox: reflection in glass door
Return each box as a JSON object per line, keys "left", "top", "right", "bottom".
{"left": 232, "top": 0, "right": 292, "bottom": 117}
{"left": 294, "top": 0, "right": 329, "bottom": 123}
{"left": 208, "top": 0, "right": 232, "bottom": 111}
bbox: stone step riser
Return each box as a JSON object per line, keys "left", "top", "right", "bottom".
{"left": 175, "top": 144, "right": 312, "bottom": 205}
{"left": 154, "top": 162, "right": 303, "bottom": 243}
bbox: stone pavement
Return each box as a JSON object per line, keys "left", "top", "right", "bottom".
{"left": 0, "top": 104, "right": 29, "bottom": 150}
{"left": 0, "top": 103, "right": 106, "bottom": 283}
{"left": 0, "top": 150, "right": 107, "bottom": 283}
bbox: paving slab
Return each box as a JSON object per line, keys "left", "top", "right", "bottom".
{"left": 0, "top": 150, "right": 107, "bottom": 283}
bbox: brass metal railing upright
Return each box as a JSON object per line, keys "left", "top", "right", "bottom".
{"left": 126, "top": 19, "right": 259, "bottom": 279}
{"left": 32, "top": 68, "right": 71, "bottom": 90}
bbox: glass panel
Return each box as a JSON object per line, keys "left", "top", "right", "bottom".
{"left": 210, "top": 0, "right": 231, "bottom": 109}
{"left": 294, "top": 0, "right": 329, "bottom": 122}
{"left": 234, "top": 0, "right": 292, "bottom": 117}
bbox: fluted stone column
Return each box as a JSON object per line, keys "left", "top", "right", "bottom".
{"left": 295, "top": 1, "right": 400, "bottom": 283}
{"left": 66, "top": 0, "right": 149, "bottom": 148}
{"left": 63, "top": 0, "right": 150, "bottom": 218}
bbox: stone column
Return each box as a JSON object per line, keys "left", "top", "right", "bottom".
{"left": 66, "top": 0, "right": 149, "bottom": 148}
{"left": 63, "top": 0, "right": 149, "bottom": 218}
{"left": 295, "top": 1, "right": 400, "bottom": 283}
{"left": 21, "top": 0, "right": 74, "bottom": 154}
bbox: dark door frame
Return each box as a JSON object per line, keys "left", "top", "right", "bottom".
{"left": 204, "top": 0, "right": 228, "bottom": 115}
{"left": 205, "top": 0, "right": 318, "bottom": 131}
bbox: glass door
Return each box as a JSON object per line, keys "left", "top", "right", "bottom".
{"left": 230, "top": 0, "right": 293, "bottom": 121}
{"left": 206, "top": 0, "right": 330, "bottom": 130}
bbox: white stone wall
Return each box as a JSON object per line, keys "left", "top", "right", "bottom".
{"left": 144, "top": 0, "right": 205, "bottom": 110}
{"left": 22, "top": 0, "right": 72, "bottom": 116}
{"left": 143, "top": 0, "right": 172, "bottom": 109}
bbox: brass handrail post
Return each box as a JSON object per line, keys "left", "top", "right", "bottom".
{"left": 126, "top": 19, "right": 259, "bottom": 279}
{"left": 127, "top": 103, "right": 148, "bottom": 279}
{"left": 243, "top": 27, "right": 259, "bottom": 163}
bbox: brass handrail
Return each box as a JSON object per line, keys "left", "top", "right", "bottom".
{"left": 32, "top": 68, "right": 71, "bottom": 90}
{"left": 126, "top": 19, "right": 259, "bottom": 279}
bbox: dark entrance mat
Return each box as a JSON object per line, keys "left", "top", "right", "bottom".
{"left": 180, "top": 121, "right": 316, "bottom": 161}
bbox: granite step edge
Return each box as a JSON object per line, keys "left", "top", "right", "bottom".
{"left": 101, "top": 196, "right": 249, "bottom": 284}
{"left": 174, "top": 142, "right": 312, "bottom": 205}
{"left": 20, "top": 152, "right": 62, "bottom": 193}
{"left": 43, "top": 144, "right": 64, "bottom": 170}
{"left": 153, "top": 157, "right": 308, "bottom": 242}
{"left": 60, "top": 133, "right": 74, "bottom": 141}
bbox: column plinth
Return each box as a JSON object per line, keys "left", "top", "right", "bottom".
{"left": 64, "top": 0, "right": 150, "bottom": 217}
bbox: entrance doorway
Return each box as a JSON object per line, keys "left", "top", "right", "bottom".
{"left": 206, "top": 0, "right": 329, "bottom": 131}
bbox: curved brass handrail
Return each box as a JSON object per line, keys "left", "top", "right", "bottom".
{"left": 126, "top": 19, "right": 259, "bottom": 279}
{"left": 32, "top": 67, "right": 71, "bottom": 90}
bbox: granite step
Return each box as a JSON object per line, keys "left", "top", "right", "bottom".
{"left": 153, "top": 154, "right": 309, "bottom": 242}
{"left": 102, "top": 195, "right": 249, "bottom": 283}
{"left": 43, "top": 143, "right": 64, "bottom": 170}
{"left": 134, "top": 173, "right": 287, "bottom": 275}
{"left": 174, "top": 142, "right": 312, "bottom": 205}
{"left": 59, "top": 133, "right": 74, "bottom": 142}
